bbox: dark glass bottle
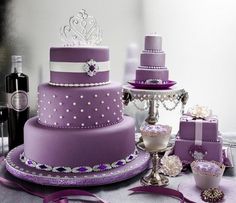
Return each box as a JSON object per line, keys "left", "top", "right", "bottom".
{"left": 6, "top": 56, "right": 29, "bottom": 150}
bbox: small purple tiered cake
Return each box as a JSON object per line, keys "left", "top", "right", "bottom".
{"left": 174, "top": 105, "right": 223, "bottom": 163}
{"left": 135, "top": 34, "right": 169, "bottom": 83}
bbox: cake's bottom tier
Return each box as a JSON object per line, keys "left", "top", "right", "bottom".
{"left": 174, "top": 137, "right": 223, "bottom": 163}
{"left": 135, "top": 68, "right": 169, "bottom": 82}
{"left": 24, "top": 116, "right": 136, "bottom": 169}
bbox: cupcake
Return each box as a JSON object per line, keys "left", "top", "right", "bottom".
{"left": 191, "top": 160, "right": 225, "bottom": 190}
{"left": 140, "top": 123, "right": 172, "bottom": 152}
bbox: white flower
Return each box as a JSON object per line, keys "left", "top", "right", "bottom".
{"left": 160, "top": 155, "right": 183, "bottom": 177}
{"left": 187, "top": 105, "right": 212, "bottom": 119}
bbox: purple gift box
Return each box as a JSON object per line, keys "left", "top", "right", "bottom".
{"left": 174, "top": 136, "right": 223, "bottom": 163}
{"left": 179, "top": 115, "right": 218, "bottom": 142}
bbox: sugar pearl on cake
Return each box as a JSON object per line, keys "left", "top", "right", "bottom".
{"left": 101, "top": 101, "right": 104, "bottom": 104}
{"left": 88, "top": 102, "right": 91, "bottom": 105}
{"left": 101, "top": 114, "right": 104, "bottom": 118}
{"left": 113, "top": 112, "right": 116, "bottom": 115}
{"left": 43, "top": 107, "right": 47, "bottom": 110}
{"left": 106, "top": 93, "right": 110, "bottom": 96}
{"left": 44, "top": 120, "right": 47, "bottom": 123}
{"left": 48, "top": 101, "right": 51, "bottom": 104}
{"left": 117, "top": 117, "right": 120, "bottom": 121}
{"left": 66, "top": 109, "right": 70, "bottom": 112}
{"left": 117, "top": 91, "right": 120, "bottom": 95}
{"left": 106, "top": 106, "right": 110, "bottom": 110}
{"left": 113, "top": 99, "right": 116, "bottom": 102}
{"left": 54, "top": 122, "right": 57, "bottom": 125}
{"left": 48, "top": 115, "right": 51, "bottom": 118}
{"left": 88, "top": 115, "right": 91, "bottom": 119}
{"left": 59, "top": 116, "right": 63, "bottom": 119}
{"left": 94, "top": 108, "right": 98, "bottom": 111}
{"left": 40, "top": 100, "right": 42, "bottom": 103}
{"left": 94, "top": 94, "right": 98, "bottom": 98}
{"left": 80, "top": 109, "right": 84, "bottom": 112}
{"left": 53, "top": 108, "right": 57, "bottom": 112}
{"left": 95, "top": 122, "right": 98, "bottom": 125}
{"left": 81, "top": 123, "right": 85, "bottom": 127}
{"left": 52, "top": 95, "right": 56, "bottom": 98}
{"left": 59, "top": 102, "right": 63, "bottom": 106}
{"left": 73, "top": 116, "right": 77, "bottom": 119}
{"left": 66, "top": 123, "right": 70, "bottom": 126}
{"left": 117, "top": 105, "right": 120, "bottom": 108}
{"left": 80, "top": 95, "right": 84, "bottom": 99}
{"left": 107, "top": 120, "right": 110, "bottom": 123}
{"left": 73, "top": 102, "right": 76, "bottom": 106}
{"left": 65, "top": 95, "right": 69, "bottom": 99}
{"left": 43, "top": 94, "right": 46, "bottom": 97}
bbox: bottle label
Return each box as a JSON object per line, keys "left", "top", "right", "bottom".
{"left": 8, "top": 90, "right": 29, "bottom": 112}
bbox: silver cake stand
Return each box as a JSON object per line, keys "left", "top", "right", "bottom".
{"left": 123, "top": 85, "right": 188, "bottom": 186}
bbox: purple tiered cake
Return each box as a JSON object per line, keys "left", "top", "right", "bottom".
{"left": 22, "top": 45, "right": 138, "bottom": 173}
{"left": 135, "top": 34, "right": 169, "bottom": 83}
{"left": 174, "top": 106, "right": 223, "bottom": 163}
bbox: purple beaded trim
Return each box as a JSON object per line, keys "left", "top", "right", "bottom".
{"left": 20, "top": 148, "right": 139, "bottom": 173}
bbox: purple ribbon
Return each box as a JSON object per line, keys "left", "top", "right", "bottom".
{"left": 0, "top": 156, "right": 108, "bottom": 203}
{"left": 129, "top": 186, "right": 196, "bottom": 203}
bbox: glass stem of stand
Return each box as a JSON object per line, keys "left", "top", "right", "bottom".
{"left": 145, "top": 100, "right": 158, "bottom": 125}
{"left": 1, "top": 123, "right": 4, "bottom": 156}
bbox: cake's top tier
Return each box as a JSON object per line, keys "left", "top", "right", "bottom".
{"left": 144, "top": 35, "right": 162, "bottom": 51}
{"left": 49, "top": 46, "right": 110, "bottom": 86}
{"left": 140, "top": 35, "right": 165, "bottom": 67}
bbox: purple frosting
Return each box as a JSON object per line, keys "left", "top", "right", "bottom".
{"left": 50, "top": 71, "right": 109, "bottom": 85}
{"left": 50, "top": 47, "right": 109, "bottom": 62}
{"left": 140, "top": 52, "right": 165, "bottom": 67}
{"left": 24, "top": 116, "right": 135, "bottom": 167}
{"left": 136, "top": 68, "right": 169, "bottom": 81}
{"left": 38, "top": 82, "right": 123, "bottom": 128}
{"left": 144, "top": 35, "right": 162, "bottom": 50}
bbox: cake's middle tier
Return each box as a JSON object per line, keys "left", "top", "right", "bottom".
{"left": 38, "top": 82, "right": 123, "bottom": 128}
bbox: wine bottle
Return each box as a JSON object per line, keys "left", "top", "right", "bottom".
{"left": 6, "top": 55, "right": 29, "bottom": 150}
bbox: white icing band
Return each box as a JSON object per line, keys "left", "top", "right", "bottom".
{"left": 195, "top": 119, "right": 203, "bottom": 146}
{"left": 50, "top": 61, "right": 110, "bottom": 73}
{"left": 49, "top": 81, "right": 111, "bottom": 87}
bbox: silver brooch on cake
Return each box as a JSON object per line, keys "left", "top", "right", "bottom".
{"left": 60, "top": 9, "right": 102, "bottom": 46}
{"left": 83, "top": 59, "right": 99, "bottom": 77}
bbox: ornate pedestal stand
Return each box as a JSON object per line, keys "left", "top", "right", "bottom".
{"left": 123, "top": 85, "right": 188, "bottom": 186}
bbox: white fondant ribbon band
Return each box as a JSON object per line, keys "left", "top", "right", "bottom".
{"left": 195, "top": 119, "right": 203, "bottom": 146}
{"left": 50, "top": 61, "right": 110, "bottom": 73}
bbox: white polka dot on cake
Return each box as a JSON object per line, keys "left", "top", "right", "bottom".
{"left": 59, "top": 116, "right": 63, "bottom": 119}
{"left": 43, "top": 94, "right": 46, "bottom": 97}
{"left": 113, "top": 112, "right": 116, "bottom": 115}
{"left": 101, "top": 114, "right": 104, "bottom": 118}
{"left": 113, "top": 99, "right": 116, "bottom": 102}
{"left": 94, "top": 108, "right": 98, "bottom": 111}
{"left": 106, "top": 93, "right": 110, "bottom": 96}
{"left": 73, "top": 102, "right": 76, "bottom": 106}
{"left": 117, "top": 105, "right": 120, "bottom": 108}
{"left": 80, "top": 109, "right": 84, "bottom": 112}
{"left": 54, "top": 122, "right": 57, "bottom": 125}
{"left": 117, "top": 117, "right": 120, "bottom": 121}
{"left": 66, "top": 123, "right": 70, "bottom": 126}
{"left": 43, "top": 107, "right": 47, "bottom": 110}
{"left": 101, "top": 101, "right": 104, "bottom": 104}
{"left": 48, "top": 115, "right": 51, "bottom": 118}
{"left": 66, "top": 109, "right": 70, "bottom": 112}
{"left": 59, "top": 102, "right": 63, "bottom": 106}
{"left": 95, "top": 122, "right": 98, "bottom": 125}
{"left": 107, "top": 120, "right": 110, "bottom": 123}
{"left": 52, "top": 95, "right": 56, "bottom": 98}
{"left": 88, "top": 115, "right": 91, "bottom": 119}
{"left": 73, "top": 116, "right": 77, "bottom": 119}
{"left": 65, "top": 95, "right": 69, "bottom": 99}
{"left": 94, "top": 94, "right": 98, "bottom": 98}
{"left": 53, "top": 108, "right": 57, "bottom": 112}
{"left": 80, "top": 95, "right": 84, "bottom": 99}
{"left": 81, "top": 123, "right": 85, "bottom": 127}
{"left": 88, "top": 102, "right": 91, "bottom": 105}
{"left": 48, "top": 101, "right": 51, "bottom": 104}
{"left": 106, "top": 107, "right": 110, "bottom": 110}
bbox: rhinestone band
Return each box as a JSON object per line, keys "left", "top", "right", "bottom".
{"left": 20, "top": 148, "right": 139, "bottom": 173}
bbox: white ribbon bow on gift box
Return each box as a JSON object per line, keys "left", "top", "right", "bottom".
{"left": 186, "top": 105, "right": 212, "bottom": 146}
